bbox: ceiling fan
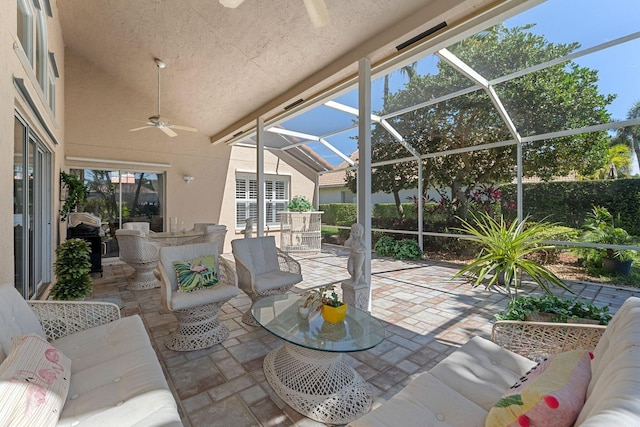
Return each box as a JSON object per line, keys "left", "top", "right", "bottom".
{"left": 219, "top": 0, "right": 330, "bottom": 28}
{"left": 129, "top": 58, "right": 198, "bottom": 138}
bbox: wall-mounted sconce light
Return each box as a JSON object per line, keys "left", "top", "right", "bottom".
{"left": 183, "top": 175, "right": 194, "bottom": 183}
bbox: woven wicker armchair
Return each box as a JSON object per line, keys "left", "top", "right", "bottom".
{"left": 491, "top": 320, "right": 607, "bottom": 361}
{"left": 231, "top": 236, "right": 302, "bottom": 326}
{"left": 116, "top": 229, "right": 166, "bottom": 290}
{"left": 123, "top": 221, "right": 151, "bottom": 235}
{"left": 191, "top": 224, "right": 227, "bottom": 254}
{"left": 158, "top": 242, "right": 239, "bottom": 351}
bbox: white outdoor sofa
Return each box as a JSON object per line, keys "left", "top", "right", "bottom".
{"left": 349, "top": 296, "right": 640, "bottom": 427}
{"left": 0, "top": 283, "right": 182, "bottom": 426}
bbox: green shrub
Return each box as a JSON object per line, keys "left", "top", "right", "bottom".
{"left": 393, "top": 239, "right": 423, "bottom": 260}
{"left": 288, "top": 195, "right": 313, "bottom": 212}
{"left": 319, "top": 203, "right": 357, "bottom": 226}
{"left": 51, "top": 238, "right": 92, "bottom": 300}
{"left": 500, "top": 178, "right": 640, "bottom": 235}
{"left": 495, "top": 295, "right": 611, "bottom": 325}
{"left": 374, "top": 236, "right": 396, "bottom": 256}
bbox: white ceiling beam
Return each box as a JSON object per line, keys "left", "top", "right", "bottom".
{"left": 266, "top": 127, "right": 321, "bottom": 141}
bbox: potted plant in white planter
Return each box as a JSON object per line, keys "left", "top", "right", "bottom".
{"left": 453, "top": 212, "right": 571, "bottom": 299}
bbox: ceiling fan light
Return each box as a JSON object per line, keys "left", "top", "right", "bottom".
{"left": 303, "top": 0, "right": 329, "bottom": 28}
{"left": 219, "top": 0, "right": 245, "bottom": 8}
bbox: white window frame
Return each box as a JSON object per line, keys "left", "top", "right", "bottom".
{"left": 47, "top": 60, "right": 55, "bottom": 113}
{"left": 35, "top": 9, "right": 48, "bottom": 92}
{"left": 17, "top": 0, "right": 34, "bottom": 65}
{"left": 235, "top": 173, "right": 290, "bottom": 230}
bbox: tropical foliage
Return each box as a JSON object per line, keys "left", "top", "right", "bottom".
{"left": 453, "top": 212, "right": 570, "bottom": 298}
{"left": 346, "top": 24, "right": 614, "bottom": 220}
{"left": 59, "top": 171, "right": 87, "bottom": 221}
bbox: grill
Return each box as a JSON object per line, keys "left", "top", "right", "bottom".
{"left": 67, "top": 213, "right": 103, "bottom": 274}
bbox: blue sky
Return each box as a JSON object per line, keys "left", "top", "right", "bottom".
{"left": 283, "top": 0, "right": 639, "bottom": 169}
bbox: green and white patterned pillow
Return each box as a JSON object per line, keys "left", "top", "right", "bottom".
{"left": 173, "top": 255, "right": 219, "bottom": 292}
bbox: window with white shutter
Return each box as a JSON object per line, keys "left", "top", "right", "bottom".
{"left": 235, "top": 173, "right": 290, "bottom": 229}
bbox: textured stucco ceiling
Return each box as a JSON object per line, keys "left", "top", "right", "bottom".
{"left": 57, "top": 0, "right": 492, "bottom": 142}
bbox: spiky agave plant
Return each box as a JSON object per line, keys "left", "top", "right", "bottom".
{"left": 453, "top": 212, "right": 571, "bottom": 299}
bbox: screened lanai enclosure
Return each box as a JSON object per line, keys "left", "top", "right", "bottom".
{"left": 224, "top": 0, "right": 640, "bottom": 284}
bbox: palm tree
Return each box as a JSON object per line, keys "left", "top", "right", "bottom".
{"left": 382, "top": 63, "right": 417, "bottom": 106}
{"left": 617, "top": 100, "right": 640, "bottom": 168}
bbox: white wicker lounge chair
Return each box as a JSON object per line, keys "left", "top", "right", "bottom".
{"left": 157, "top": 242, "right": 239, "bottom": 351}
{"left": 231, "top": 236, "right": 302, "bottom": 326}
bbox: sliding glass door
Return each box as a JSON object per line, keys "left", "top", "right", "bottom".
{"left": 72, "top": 169, "right": 165, "bottom": 257}
{"left": 14, "top": 114, "right": 52, "bottom": 299}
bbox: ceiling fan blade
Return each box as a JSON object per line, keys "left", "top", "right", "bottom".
{"left": 159, "top": 126, "right": 178, "bottom": 137}
{"left": 303, "top": 0, "right": 329, "bottom": 27}
{"left": 130, "top": 126, "right": 153, "bottom": 132}
{"left": 170, "top": 125, "right": 198, "bottom": 133}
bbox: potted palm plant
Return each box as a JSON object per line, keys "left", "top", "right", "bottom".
{"left": 579, "top": 206, "right": 633, "bottom": 275}
{"left": 453, "top": 212, "right": 571, "bottom": 299}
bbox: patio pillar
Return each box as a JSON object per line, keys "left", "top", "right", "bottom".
{"left": 357, "top": 57, "right": 372, "bottom": 312}
{"left": 257, "top": 117, "right": 265, "bottom": 237}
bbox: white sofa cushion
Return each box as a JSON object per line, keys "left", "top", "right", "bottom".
{"left": 348, "top": 337, "right": 535, "bottom": 427}
{"left": 576, "top": 296, "right": 640, "bottom": 426}
{"left": 0, "top": 334, "right": 71, "bottom": 426}
{"left": 0, "top": 284, "right": 47, "bottom": 363}
{"left": 51, "top": 315, "right": 182, "bottom": 427}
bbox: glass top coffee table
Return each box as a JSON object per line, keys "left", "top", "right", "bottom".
{"left": 252, "top": 293, "right": 385, "bottom": 424}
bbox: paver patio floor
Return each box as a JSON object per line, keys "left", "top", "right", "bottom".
{"left": 89, "top": 244, "right": 639, "bottom": 426}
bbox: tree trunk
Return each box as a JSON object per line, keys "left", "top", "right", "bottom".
{"left": 132, "top": 173, "right": 144, "bottom": 216}
{"left": 393, "top": 189, "right": 404, "bottom": 218}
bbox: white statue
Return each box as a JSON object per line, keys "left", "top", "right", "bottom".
{"left": 344, "top": 223, "right": 365, "bottom": 285}
{"left": 243, "top": 217, "right": 253, "bottom": 238}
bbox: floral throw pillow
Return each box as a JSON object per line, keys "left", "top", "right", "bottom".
{"left": 173, "top": 255, "right": 219, "bottom": 292}
{"left": 486, "top": 349, "right": 593, "bottom": 427}
{"left": 0, "top": 333, "right": 71, "bottom": 426}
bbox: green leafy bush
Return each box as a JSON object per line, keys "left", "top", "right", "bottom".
{"left": 495, "top": 295, "right": 611, "bottom": 325}
{"left": 287, "top": 195, "right": 313, "bottom": 212}
{"left": 319, "top": 203, "right": 357, "bottom": 226}
{"left": 51, "top": 238, "right": 92, "bottom": 300}
{"left": 393, "top": 239, "right": 423, "bottom": 260}
{"left": 374, "top": 236, "right": 396, "bottom": 256}
{"left": 373, "top": 236, "right": 422, "bottom": 260}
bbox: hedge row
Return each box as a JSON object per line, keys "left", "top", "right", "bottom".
{"left": 321, "top": 179, "right": 640, "bottom": 236}
{"left": 500, "top": 179, "right": 640, "bottom": 235}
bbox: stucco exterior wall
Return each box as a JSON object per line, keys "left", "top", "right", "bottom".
{"left": 64, "top": 51, "right": 315, "bottom": 253}
{"left": 1, "top": 0, "right": 66, "bottom": 286}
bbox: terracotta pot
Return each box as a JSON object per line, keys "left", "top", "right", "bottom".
{"left": 322, "top": 303, "right": 347, "bottom": 323}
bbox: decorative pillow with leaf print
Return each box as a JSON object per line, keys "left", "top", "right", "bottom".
{"left": 173, "top": 255, "right": 218, "bottom": 292}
